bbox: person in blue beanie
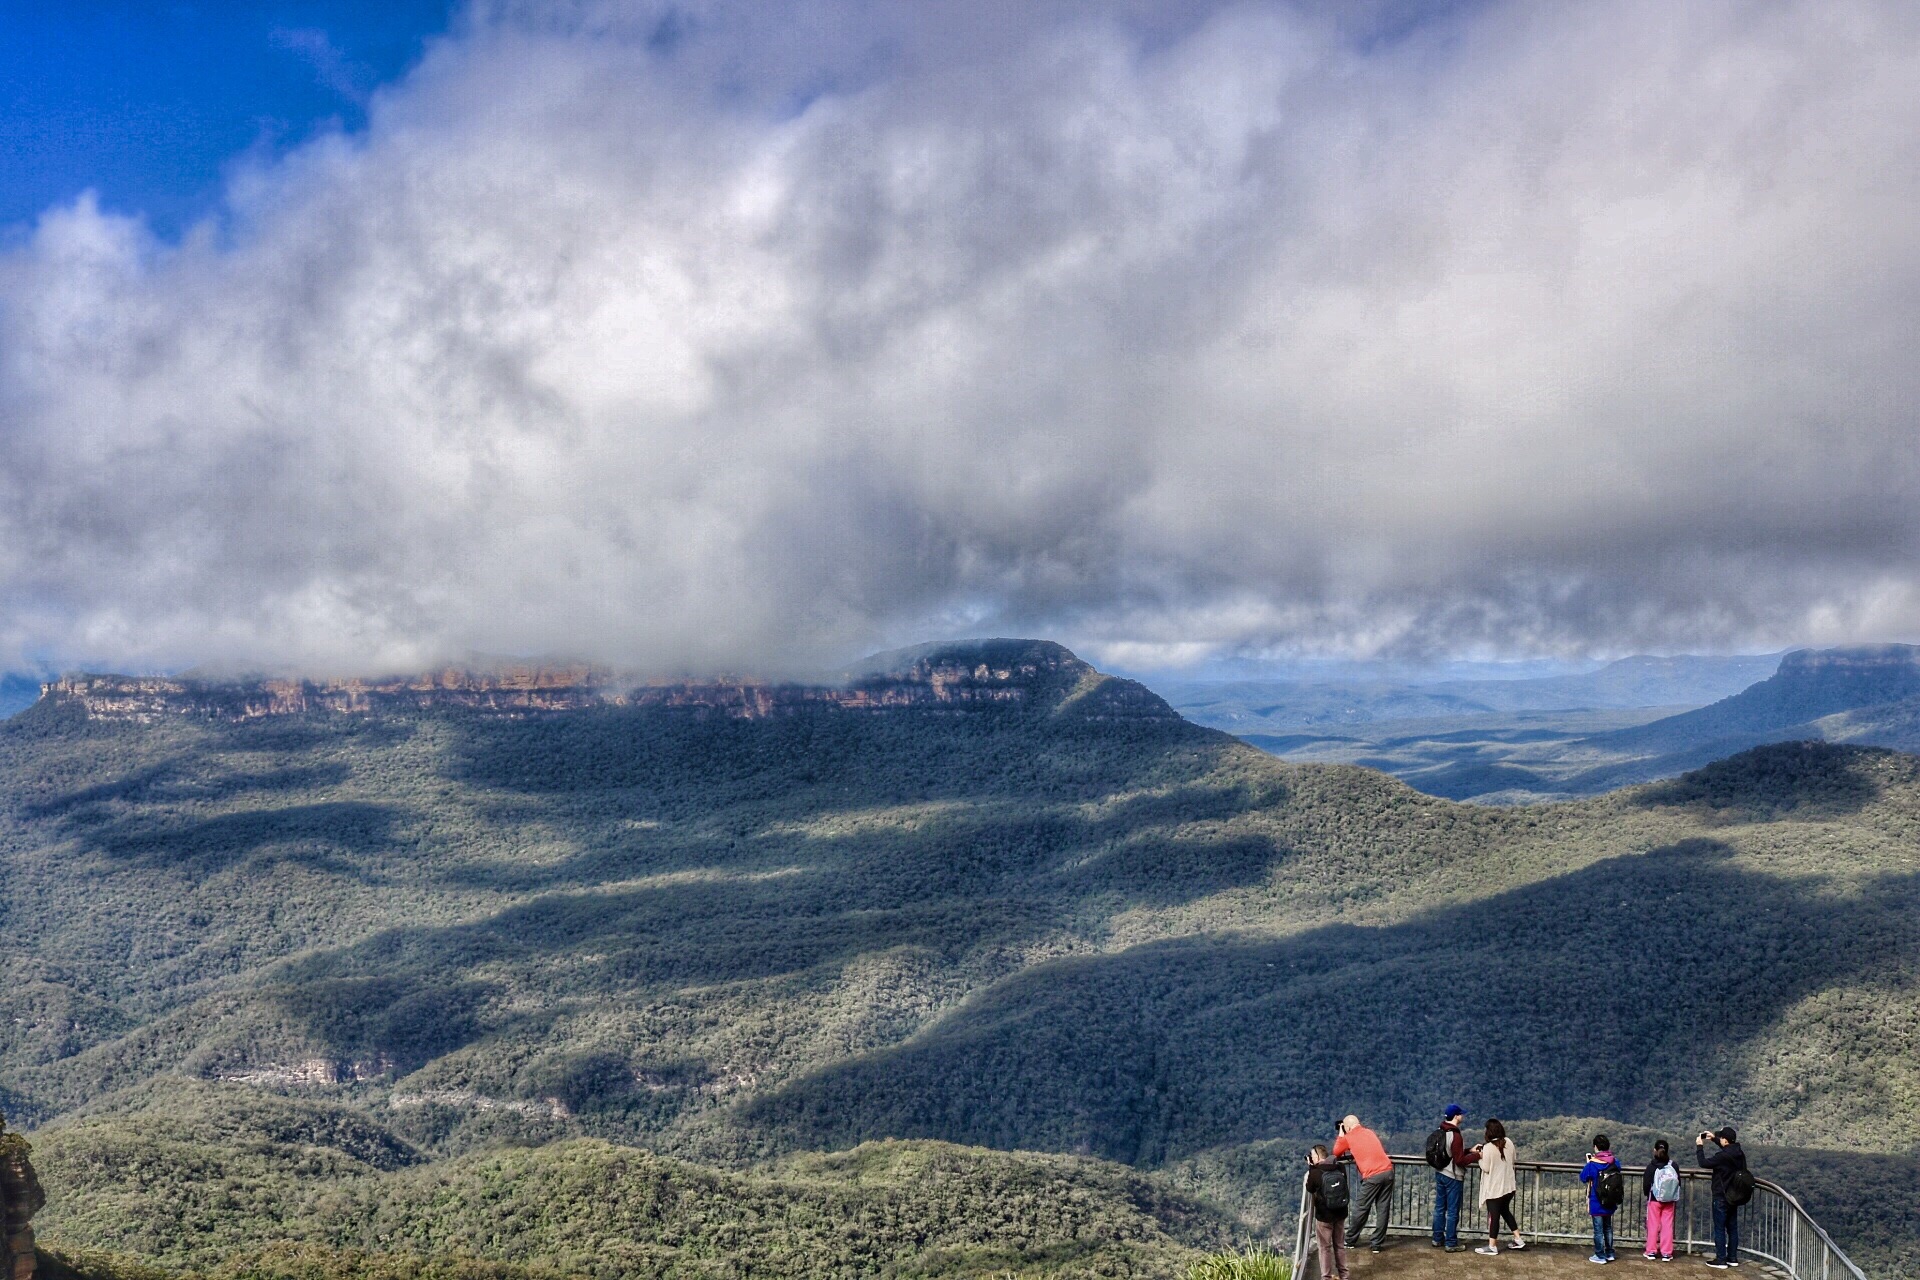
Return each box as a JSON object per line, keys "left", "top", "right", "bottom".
{"left": 1429, "top": 1104, "right": 1469, "bottom": 1251}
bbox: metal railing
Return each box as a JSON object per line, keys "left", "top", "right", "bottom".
{"left": 1289, "top": 1153, "right": 1866, "bottom": 1280}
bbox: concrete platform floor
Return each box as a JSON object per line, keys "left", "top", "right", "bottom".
{"left": 1316, "top": 1241, "right": 1792, "bottom": 1279}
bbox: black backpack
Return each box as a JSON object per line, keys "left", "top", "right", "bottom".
{"left": 1317, "top": 1164, "right": 1351, "bottom": 1216}
{"left": 1597, "top": 1163, "right": 1625, "bottom": 1211}
{"left": 1425, "top": 1128, "right": 1451, "bottom": 1169}
{"left": 1726, "top": 1166, "right": 1756, "bottom": 1207}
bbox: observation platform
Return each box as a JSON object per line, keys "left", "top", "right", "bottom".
{"left": 1335, "top": 1240, "right": 1791, "bottom": 1278}
{"left": 1287, "top": 1156, "right": 1856, "bottom": 1280}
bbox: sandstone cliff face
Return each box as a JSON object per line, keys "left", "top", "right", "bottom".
{"left": 37, "top": 642, "right": 1182, "bottom": 725}
{"left": 42, "top": 665, "right": 616, "bottom": 722}
{"left": 0, "top": 1120, "right": 41, "bottom": 1280}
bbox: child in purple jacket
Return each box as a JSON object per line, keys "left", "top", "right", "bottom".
{"left": 1580, "top": 1134, "right": 1623, "bottom": 1263}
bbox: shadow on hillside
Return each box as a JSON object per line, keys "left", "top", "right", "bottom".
{"left": 65, "top": 800, "right": 404, "bottom": 876}
{"left": 743, "top": 839, "right": 1920, "bottom": 1166}
{"left": 439, "top": 704, "right": 1214, "bottom": 812}
{"left": 449, "top": 774, "right": 1294, "bottom": 906}
{"left": 430, "top": 706, "right": 1276, "bottom": 900}
{"left": 209, "top": 716, "right": 417, "bottom": 754}
{"left": 1397, "top": 761, "right": 1556, "bottom": 800}
{"left": 273, "top": 783, "right": 1294, "bottom": 993}
{"left": 264, "top": 976, "right": 494, "bottom": 1074}
{"left": 278, "top": 873, "right": 1065, "bottom": 994}
{"left": 1631, "top": 741, "right": 1900, "bottom": 817}
{"left": 25, "top": 760, "right": 354, "bottom": 819}
{"left": 249, "top": 766, "right": 1298, "bottom": 1073}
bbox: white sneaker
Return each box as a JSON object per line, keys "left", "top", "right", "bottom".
{"left": 1475, "top": 1245, "right": 1500, "bottom": 1255}
{"left": 1510, "top": 1236, "right": 1528, "bottom": 1250}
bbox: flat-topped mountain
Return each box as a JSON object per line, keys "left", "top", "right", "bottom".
{"left": 36, "top": 639, "right": 1180, "bottom": 725}
{"left": 1595, "top": 643, "right": 1920, "bottom": 753}
{"left": 1543, "top": 644, "right": 1920, "bottom": 791}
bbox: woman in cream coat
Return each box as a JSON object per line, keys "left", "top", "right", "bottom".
{"left": 1461, "top": 1118, "right": 1526, "bottom": 1256}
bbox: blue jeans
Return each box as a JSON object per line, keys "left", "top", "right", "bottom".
{"left": 1713, "top": 1200, "right": 1740, "bottom": 1263}
{"left": 1592, "top": 1214, "right": 1615, "bottom": 1259}
{"left": 1432, "top": 1172, "right": 1462, "bottom": 1246}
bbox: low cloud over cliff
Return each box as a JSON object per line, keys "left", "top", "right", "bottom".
{"left": 4, "top": 0, "right": 1918, "bottom": 673}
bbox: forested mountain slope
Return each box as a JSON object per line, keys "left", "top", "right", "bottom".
{"left": 2, "top": 641, "right": 1915, "bottom": 1275}
{"left": 1576, "top": 644, "right": 1920, "bottom": 775}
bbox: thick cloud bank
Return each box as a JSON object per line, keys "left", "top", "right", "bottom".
{"left": 3, "top": 0, "right": 1918, "bottom": 673}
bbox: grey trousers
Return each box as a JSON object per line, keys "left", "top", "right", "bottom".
{"left": 1315, "top": 1218, "right": 1351, "bottom": 1279}
{"left": 1344, "top": 1169, "right": 1396, "bottom": 1248}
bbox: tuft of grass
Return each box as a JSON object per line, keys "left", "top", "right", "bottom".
{"left": 1186, "top": 1244, "right": 1292, "bottom": 1280}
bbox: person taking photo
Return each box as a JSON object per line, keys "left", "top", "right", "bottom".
{"left": 1697, "top": 1126, "right": 1751, "bottom": 1268}
{"left": 1332, "top": 1115, "right": 1395, "bottom": 1253}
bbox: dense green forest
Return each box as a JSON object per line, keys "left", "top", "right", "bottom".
{"left": 1, "top": 642, "right": 1914, "bottom": 1276}
{"left": 28, "top": 1082, "right": 1232, "bottom": 1278}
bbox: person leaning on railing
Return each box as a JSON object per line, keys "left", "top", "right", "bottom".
{"left": 1458, "top": 1117, "right": 1527, "bottom": 1256}
{"left": 1332, "top": 1115, "right": 1395, "bottom": 1253}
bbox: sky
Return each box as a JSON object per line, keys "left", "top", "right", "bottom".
{"left": 1, "top": 0, "right": 1917, "bottom": 677}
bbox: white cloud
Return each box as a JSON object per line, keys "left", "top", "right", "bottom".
{"left": 3, "top": 0, "right": 1919, "bottom": 674}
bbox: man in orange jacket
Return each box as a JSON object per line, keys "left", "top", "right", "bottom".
{"left": 1334, "top": 1114, "right": 1396, "bottom": 1252}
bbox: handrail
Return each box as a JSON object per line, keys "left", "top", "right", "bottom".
{"left": 1287, "top": 1152, "right": 1867, "bottom": 1280}
{"left": 1289, "top": 1169, "right": 1314, "bottom": 1280}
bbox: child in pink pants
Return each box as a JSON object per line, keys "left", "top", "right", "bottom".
{"left": 1644, "top": 1139, "right": 1679, "bottom": 1261}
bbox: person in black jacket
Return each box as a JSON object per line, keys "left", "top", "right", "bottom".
{"left": 1696, "top": 1126, "right": 1749, "bottom": 1268}
{"left": 1306, "top": 1144, "right": 1351, "bottom": 1280}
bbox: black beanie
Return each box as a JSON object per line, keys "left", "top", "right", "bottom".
{"left": 1716, "top": 1126, "right": 1737, "bottom": 1143}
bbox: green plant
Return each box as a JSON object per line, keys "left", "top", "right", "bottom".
{"left": 1185, "top": 1245, "right": 1290, "bottom": 1280}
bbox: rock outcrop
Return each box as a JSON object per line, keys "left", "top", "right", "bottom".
{"left": 0, "top": 1117, "right": 42, "bottom": 1280}
{"left": 34, "top": 641, "right": 1182, "bottom": 725}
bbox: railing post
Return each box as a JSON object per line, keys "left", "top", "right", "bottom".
{"left": 1682, "top": 1172, "right": 1694, "bottom": 1257}
{"left": 1292, "top": 1170, "right": 1313, "bottom": 1280}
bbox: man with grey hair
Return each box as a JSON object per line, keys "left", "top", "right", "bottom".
{"left": 1333, "top": 1114, "right": 1396, "bottom": 1252}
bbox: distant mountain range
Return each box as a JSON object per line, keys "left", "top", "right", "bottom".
{"left": 1594, "top": 644, "right": 1920, "bottom": 756}
{"left": 0, "top": 674, "right": 43, "bottom": 720}
{"left": 1151, "top": 652, "right": 1786, "bottom": 733}
{"left": 1163, "top": 645, "right": 1920, "bottom": 802}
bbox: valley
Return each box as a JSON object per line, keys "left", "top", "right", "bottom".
{"left": 1161, "top": 646, "right": 1920, "bottom": 802}
{"left": 0, "top": 641, "right": 1913, "bottom": 1277}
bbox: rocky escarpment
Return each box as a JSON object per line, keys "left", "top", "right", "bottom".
{"left": 41, "top": 664, "right": 618, "bottom": 722}
{"left": 0, "top": 1118, "right": 42, "bottom": 1280}
{"left": 35, "top": 640, "right": 1182, "bottom": 725}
